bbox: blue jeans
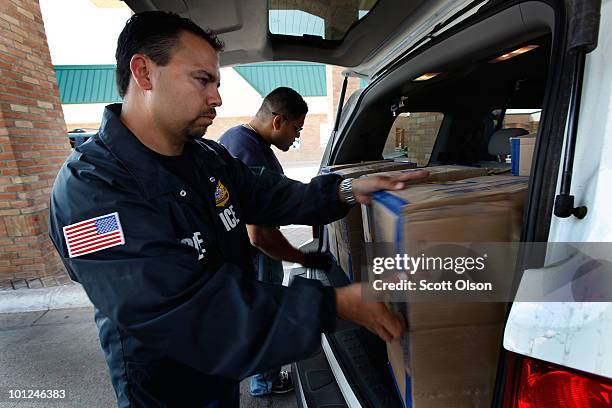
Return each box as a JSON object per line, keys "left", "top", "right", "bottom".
{"left": 250, "top": 252, "right": 284, "bottom": 396}
{"left": 250, "top": 367, "right": 282, "bottom": 397}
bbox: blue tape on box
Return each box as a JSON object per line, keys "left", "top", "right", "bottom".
{"left": 372, "top": 191, "right": 408, "bottom": 213}
{"left": 372, "top": 191, "right": 409, "bottom": 253}
{"left": 511, "top": 138, "right": 520, "bottom": 176}
{"left": 406, "top": 372, "right": 412, "bottom": 408}
{"left": 387, "top": 361, "right": 412, "bottom": 408}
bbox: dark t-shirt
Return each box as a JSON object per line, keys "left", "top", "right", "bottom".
{"left": 218, "top": 125, "right": 284, "bottom": 174}
{"left": 153, "top": 146, "right": 207, "bottom": 202}
{"left": 219, "top": 125, "right": 285, "bottom": 279}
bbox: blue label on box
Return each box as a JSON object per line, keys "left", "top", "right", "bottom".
{"left": 373, "top": 192, "right": 410, "bottom": 253}
{"left": 511, "top": 138, "right": 520, "bottom": 176}
{"left": 388, "top": 362, "right": 413, "bottom": 408}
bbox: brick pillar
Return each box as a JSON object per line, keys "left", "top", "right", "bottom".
{"left": 0, "top": 0, "right": 71, "bottom": 282}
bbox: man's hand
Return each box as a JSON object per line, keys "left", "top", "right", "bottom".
{"left": 335, "top": 283, "right": 406, "bottom": 341}
{"left": 344, "top": 169, "right": 430, "bottom": 205}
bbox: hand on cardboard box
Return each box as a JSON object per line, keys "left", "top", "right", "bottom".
{"left": 335, "top": 283, "right": 406, "bottom": 341}
{"left": 351, "top": 169, "right": 430, "bottom": 205}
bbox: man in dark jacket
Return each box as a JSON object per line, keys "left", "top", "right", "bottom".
{"left": 48, "top": 11, "right": 428, "bottom": 408}
{"left": 220, "top": 87, "right": 328, "bottom": 396}
{"left": 219, "top": 87, "right": 312, "bottom": 280}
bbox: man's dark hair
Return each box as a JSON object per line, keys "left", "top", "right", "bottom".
{"left": 115, "top": 11, "right": 224, "bottom": 98}
{"left": 257, "top": 87, "right": 308, "bottom": 121}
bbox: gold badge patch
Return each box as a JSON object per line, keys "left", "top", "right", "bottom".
{"left": 214, "top": 180, "right": 230, "bottom": 207}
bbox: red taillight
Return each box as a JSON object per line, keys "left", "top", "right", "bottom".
{"left": 508, "top": 355, "right": 612, "bottom": 408}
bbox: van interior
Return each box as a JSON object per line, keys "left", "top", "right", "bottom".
{"left": 330, "top": 7, "right": 552, "bottom": 168}
{"left": 296, "top": 3, "right": 557, "bottom": 407}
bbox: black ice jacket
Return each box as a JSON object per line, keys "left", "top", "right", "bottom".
{"left": 48, "top": 104, "right": 350, "bottom": 406}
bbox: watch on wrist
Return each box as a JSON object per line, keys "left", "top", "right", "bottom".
{"left": 339, "top": 178, "right": 357, "bottom": 205}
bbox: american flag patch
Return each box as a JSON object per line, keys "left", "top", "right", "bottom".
{"left": 63, "top": 212, "right": 125, "bottom": 258}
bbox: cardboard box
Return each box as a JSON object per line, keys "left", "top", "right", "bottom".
{"left": 510, "top": 135, "right": 536, "bottom": 176}
{"left": 369, "top": 175, "right": 527, "bottom": 248}
{"left": 336, "top": 244, "right": 354, "bottom": 282}
{"left": 388, "top": 321, "right": 505, "bottom": 408}
{"left": 387, "top": 300, "right": 512, "bottom": 407}
{"left": 362, "top": 165, "right": 490, "bottom": 243}
{"left": 331, "top": 160, "right": 417, "bottom": 179}
{"left": 326, "top": 224, "right": 339, "bottom": 263}
{"left": 370, "top": 175, "right": 528, "bottom": 407}
{"left": 333, "top": 207, "right": 366, "bottom": 281}
{"left": 320, "top": 159, "right": 392, "bottom": 173}
{"left": 387, "top": 337, "right": 409, "bottom": 405}
{"left": 326, "top": 161, "right": 417, "bottom": 281}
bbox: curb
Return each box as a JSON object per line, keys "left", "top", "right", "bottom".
{"left": 0, "top": 284, "right": 92, "bottom": 314}
{"left": 1, "top": 256, "right": 307, "bottom": 314}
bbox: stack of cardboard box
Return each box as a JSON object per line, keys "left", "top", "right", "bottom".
{"left": 361, "top": 165, "right": 491, "bottom": 243}
{"left": 320, "top": 159, "right": 393, "bottom": 173}
{"left": 387, "top": 302, "right": 507, "bottom": 407}
{"left": 324, "top": 160, "right": 417, "bottom": 281}
{"left": 365, "top": 175, "right": 527, "bottom": 248}
{"left": 323, "top": 160, "right": 392, "bottom": 266}
{"left": 322, "top": 159, "right": 530, "bottom": 406}
{"left": 365, "top": 175, "right": 528, "bottom": 407}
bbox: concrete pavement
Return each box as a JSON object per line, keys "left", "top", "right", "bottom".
{"left": 0, "top": 307, "right": 297, "bottom": 407}
{"left": 0, "top": 308, "right": 114, "bottom": 408}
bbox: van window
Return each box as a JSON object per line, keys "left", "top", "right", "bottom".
{"left": 502, "top": 109, "right": 541, "bottom": 134}
{"left": 383, "top": 112, "right": 444, "bottom": 166}
{"left": 268, "top": 0, "right": 377, "bottom": 40}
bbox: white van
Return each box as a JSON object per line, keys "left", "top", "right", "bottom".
{"left": 126, "top": 1, "right": 612, "bottom": 406}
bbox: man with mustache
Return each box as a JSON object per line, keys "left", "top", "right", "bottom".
{"left": 219, "top": 87, "right": 331, "bottom": 397}
{"left": 48, "top": 11, "right": 428, "bottom": 408}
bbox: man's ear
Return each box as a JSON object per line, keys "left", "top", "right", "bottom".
{"left": 272, "top": 114, "right": 283, "bottom": 130}
{"left": 129, "top": 54, "right": 153, "bottom": 91}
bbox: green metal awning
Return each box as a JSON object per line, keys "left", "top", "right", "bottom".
{"left": 233, "top": 62, "right": 326, "bottom": 97}
{"left": 54, "top": 62, "right": 326, "bottom": 104}
{"left": 54, "top": 65, "right": 122, "bottom": 104}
